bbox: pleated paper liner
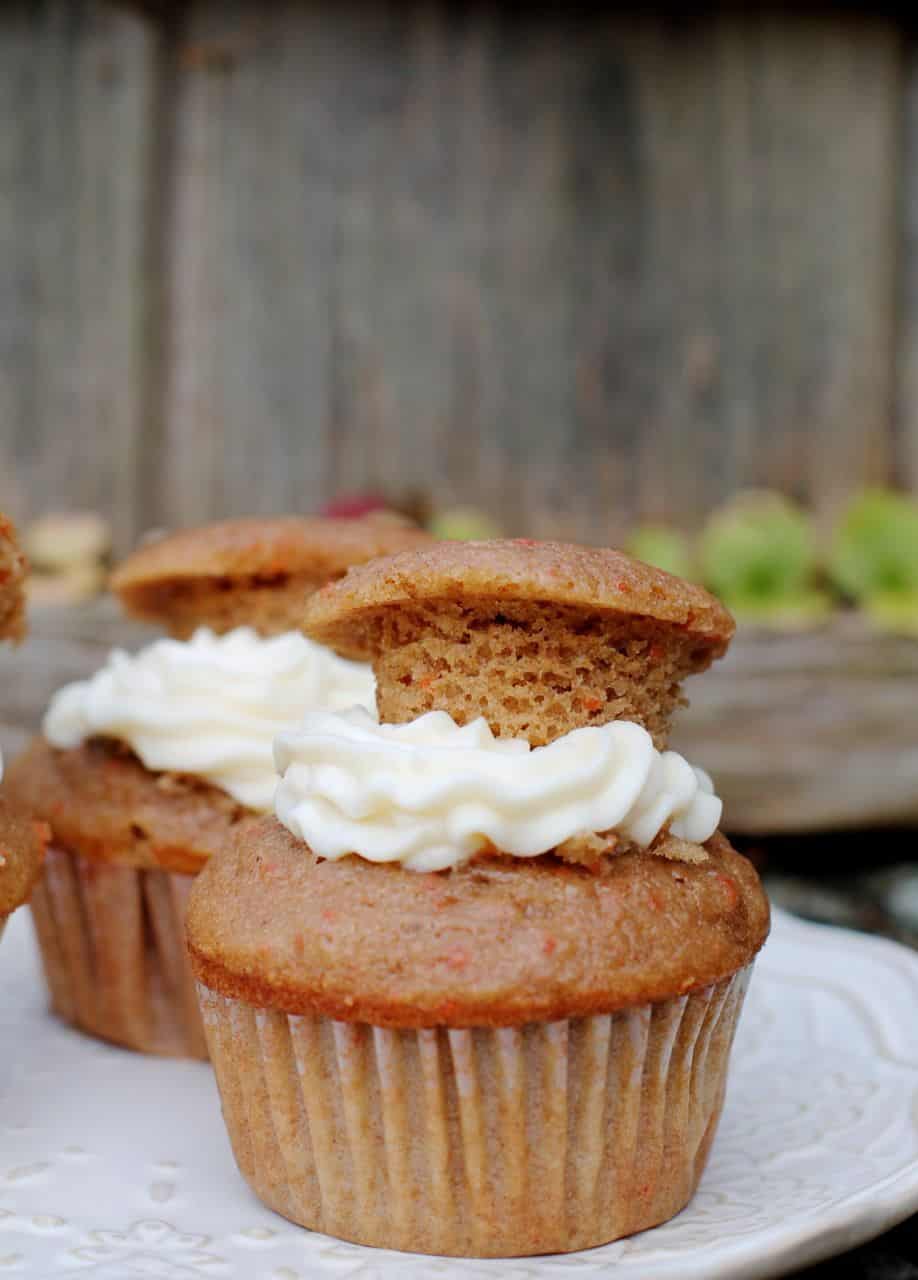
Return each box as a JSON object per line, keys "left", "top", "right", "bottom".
{"left": 30, "top": 844, "right": 207, "bottom": 1059}
{"left": 198, "top": 967, "right": 751, "bottom": 1257}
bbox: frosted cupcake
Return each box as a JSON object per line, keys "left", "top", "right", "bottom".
{"left": 0, "top": 512, "right": 27, "bottom": 643}
{"left": 187, "top": 540, "right": 770, "bottom": 1255}
{"left": 5, "top": 516, "right": 429, "bottom": 1057}
{"left": 0, "top": 513, "right": 45, "bottom": 941}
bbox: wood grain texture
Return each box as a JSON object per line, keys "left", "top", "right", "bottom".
{"left": 896, "top": 33, "right": 918, "bottom": 492}
{"left": 631, "top": 12, "right": 901, "bottom": 530}
{"left": 0, "top": 2, "right": 909, "bottom": 549}
{"left": 672, "top": 615, "right": 918, "bottom": 835}
{"left": 0, "top": 1, "right": 159, "bottom": 553}
{"left": 3, "top": 599, "right": 916, "bottom": 837}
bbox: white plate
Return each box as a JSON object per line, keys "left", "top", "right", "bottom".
{"left": 1, "top": 906, "right": 917, "bottom": 1279}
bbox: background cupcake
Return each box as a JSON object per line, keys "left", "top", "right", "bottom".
{"left": 0, "top": 803, "right": 46, "bottom": 946}
{"left": 0, "top": 512, "right": 45, "bottom": 942}
{"left": 188, "top": 539, "right": 769, "bottom": 1256}
{"left": 0, "top": 512, "right": 27, "bottom": 644}
{"left": 4, "top": 515, "right": 430, "bottom": 1058}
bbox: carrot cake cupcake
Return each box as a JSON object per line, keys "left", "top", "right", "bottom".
{"left": 5, "top": 515, "right": 430, "bottom": 1057}
{"left": 0, "top": 512, "right": 27, "bottom": 643}
{"left": 0, "top": 513, "right": 44, "bottom": 940}
{"left": 187, "top": 539, "right": 770, "bottom": 1256}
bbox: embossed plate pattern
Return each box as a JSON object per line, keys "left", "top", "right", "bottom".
{"left": 1, "top": 907, "right": 917, "bottom": 1279}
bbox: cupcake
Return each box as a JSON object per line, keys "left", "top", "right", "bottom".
{"left": 4, "top": 515, "right": 430, "bottom": 1057}
{"left": 187, "top": 540, "right": 770, "bottom": 1256}
{"left": 0, "top": 803, "right": 46, "bottom": 945}
{"left": 0, "top": 513, "right": 45, "bottom": 940}
{"left": 0, "top": 512, "right": 27, "bottom": 643}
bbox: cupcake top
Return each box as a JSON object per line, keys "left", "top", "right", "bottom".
{"left": 305, "top": 539, "right": 733, "bottom": 748}
{"left": 0, "top": 797, "right": 45, "bottom": 917}
{"left": 307, "top": 538, "right": 732, "bottom": 656}
{"left": 111, "top": 515, "right": 432, "bottom": 638}
{"left": 187, "top": 818, "right": 768, "bottom": 1026}
{"left": 0, "top": 513, "right": 27, "bottom": 644}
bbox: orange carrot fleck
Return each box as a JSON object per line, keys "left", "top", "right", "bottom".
{"left": 714, "top": 873, "right": 739, "bottom": 909}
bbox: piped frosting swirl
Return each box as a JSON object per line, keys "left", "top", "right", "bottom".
{"left": 274, "top": 707, "right": 721, "bottom": 872}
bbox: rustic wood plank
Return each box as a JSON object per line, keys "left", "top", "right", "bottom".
{"left": 672, "top": 616, "right": 918, "bottom": 835}
{"left": 162, "top": 0, "right": 338, "bottom": 528}
{"left": 328, "top": 0, "right": 418, "bottom": 501}
{"left": 630, "top": 11, "right": 900, "bottom": 531}
{"left": 0, "top": 1, "right": 159, "bottom": 554}
{"left": 895, "top": 34, "right": 918, "bottom": 492}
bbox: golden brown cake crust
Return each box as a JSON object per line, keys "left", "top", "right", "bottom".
{"left": 0, "top": 513, "right": 27, "bottom": 643}
{"left": 110, "top": 516, "right": 432, "bottom": 636}
{"left": 3, "top": 737, "right": 255, "bottom": 876}
{"left": 305, "top": 539, "right": 734, "bottom": 661}
{"left": 0, "top": 797, "right": 46, "bottom": 915}
{"left": 187, "top": 818, "right": 769, "bottom": 1028}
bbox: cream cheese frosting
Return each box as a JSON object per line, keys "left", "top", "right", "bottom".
{"left": 274, "top": 707, "right": 722, "bottom": 872}
{"left": 44, "top": 627, "right": 376, "bottom": 812}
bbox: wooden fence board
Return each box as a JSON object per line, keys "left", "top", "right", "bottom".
{"left": 0, "top": 1, "right": 158, "bottom": 553}
{"left": 629, "top": 12, "right": 900, "bottom": 531}
{"left": 896, "top": 33, "right": 918, "bottom": 491}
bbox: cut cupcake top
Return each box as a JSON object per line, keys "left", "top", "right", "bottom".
{"left": 0, "top": 797, "right": 46, "bottom": 916}
{"left": 305, "top": 539, "right": 734, "bottom": 748}
{"left": 111, "top": 515, "right": 433, "bottom": 638}
{"left": 0, "top": 513, "right": 27, "bottom": 644}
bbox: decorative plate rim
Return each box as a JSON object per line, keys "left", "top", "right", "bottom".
{"left": 2, "top": 905, "right": 918, "bottom": 1279}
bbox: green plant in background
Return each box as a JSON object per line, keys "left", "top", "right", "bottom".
{"left": 625, "top": 524, "right": 696, "bottom": 580}
{"left": 428, "top": 506, "right": 503, "bottom": 541}
{"left": 829, "top": 490, "right": 918, "bottom": 634}
{"left": 699, "top": 490, "right": 831, "bottom": 627}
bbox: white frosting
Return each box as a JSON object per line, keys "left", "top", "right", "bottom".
{"left": 274, "top": 708, "right": 721, "bottom": 872}
{"left": 44, "top": 627, "right": 376, "bottom": 812}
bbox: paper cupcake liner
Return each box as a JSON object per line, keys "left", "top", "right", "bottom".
{"left": 30, "top": 844, "right": 207, "bottom": 1059}
{"left": 198, "top": 966, "right": 751, "bottom": 1257}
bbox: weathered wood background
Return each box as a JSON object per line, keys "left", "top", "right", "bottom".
{"left": 0, "top": 1, "right": 913, "bottom": 553}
